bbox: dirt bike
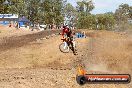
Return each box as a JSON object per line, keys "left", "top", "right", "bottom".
{"left": 59, "top": 37, "right": 76, "bottom": 53}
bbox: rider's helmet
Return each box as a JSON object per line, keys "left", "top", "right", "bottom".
{"left": 62, "top": 25, "right": 69, "bottom": 33}
{"left": 63, "top": 25, "right": 66, "bottom": 29}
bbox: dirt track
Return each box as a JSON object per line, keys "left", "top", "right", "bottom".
{"left": 0, "top": 28, "right": 132, "bottom": 88}
{"left": 0, "top": 30, "right": 61, "bottom": 52}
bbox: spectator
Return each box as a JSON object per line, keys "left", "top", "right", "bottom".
{"left": 9, "top": 23, "right": 11, "bottom": 27}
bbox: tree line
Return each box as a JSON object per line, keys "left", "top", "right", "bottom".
{"left": 0, "top": 0, "right": 66, "bottom": 25}
{"left": 0, "top": 0, "right": 132, "bottom": 30}
{"left": 75, "top": 1, "right": 132, "bottom": 30}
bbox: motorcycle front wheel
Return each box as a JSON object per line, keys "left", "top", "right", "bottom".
{"left": 59, "top": 42, "right": 70, "bottom": 53}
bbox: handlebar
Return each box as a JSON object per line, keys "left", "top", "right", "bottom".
{"left": 61, "top": 38, "right": 66, "bottom": 40}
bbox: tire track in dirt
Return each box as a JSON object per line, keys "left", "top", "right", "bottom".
{"left": 0, "top": 30, "right": 61, "bottom": 52}
{"left": 0, "top": 30, "right": 81, "bottom": 52}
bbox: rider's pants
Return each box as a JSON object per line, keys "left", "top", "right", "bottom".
{"left": 72, "top": 41, "right": 76, "bottom": 48}
{"left": 64, "top": 41, "right": 67, "bottom": 49}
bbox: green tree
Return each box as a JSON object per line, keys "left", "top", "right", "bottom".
{"left": 77, "top": 14, "right": 96, "bottom": 29}
{"left": 63, "top": 3, "right": 76, "bottom": 26}
{"left": 41, "top": 0, "right": 64, "bottom": 25}
{"left": 114, "top": 3, "right": 132, "bottom": 30}
{"left": 76, "top": 1, "right": 84, "bottom": 12}
{"left": 83, "top": 0, "right": 95, "bottom": 15}
{"left": 76, "top": 0, "right": 95, "bottom": 29}
{"left": 115, "top": 3, "right": 131, "bottom": 24}
{"left": 0, "top": 0, "right": 11, "bottom": 13}
{"left": 76, "top": 0, "right": 94, "bottom": 15}
{"left": 129, "top": 6, "right": 132, "bottom": 19}
{"left": 96, "top": 13, "right": 115, "bottom": 30}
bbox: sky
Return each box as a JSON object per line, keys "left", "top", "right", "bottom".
{"left": 67, "top": 0, "right": 132, "bottom": 14}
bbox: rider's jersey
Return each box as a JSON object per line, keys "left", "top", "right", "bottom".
{"left": 62, "top": 27, "right": 76, "bottom": 42}
{"left": 62, "top": 27, "right": 72, "bottom": 38}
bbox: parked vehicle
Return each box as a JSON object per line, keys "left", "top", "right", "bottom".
{"left": 39, "top": 24, "right": 47, "bottom": 30}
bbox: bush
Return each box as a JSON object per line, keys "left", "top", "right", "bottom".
{"left": 96, "top": 14, "right": 115, "bottom": 30}
{"left": 77, "top": 14, "right": 96, "bottom": 29}
{"left": 77, "top": 13, "right": 115, "bottom": 30}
